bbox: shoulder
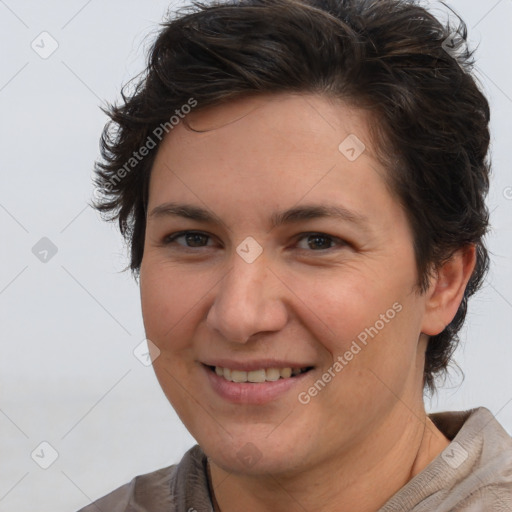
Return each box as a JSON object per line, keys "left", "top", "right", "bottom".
{"left": 76, "top": 465, "right": 178, "bottom": 512}
{"left": 380, "top": 407, "right": 512, "bottom": 511}
{"left": 434, "top": 407, "right": 512, "bottom": 509}
{"left": 76, "top": 445, "right": 211, "bottom": 512}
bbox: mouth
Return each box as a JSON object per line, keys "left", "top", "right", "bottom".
{"left": 206, "top": 364, "right": 314, "bottom": 383}
{"left": 202, "top": 362, "right": 315, "bottom": 404}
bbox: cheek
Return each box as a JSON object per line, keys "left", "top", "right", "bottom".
{"left": 330, "top": 298, "right": 424, "bottom": 409}
{"left": 140, "top": 259, "right": 199, "bottom": 351}
{"left": 301, "top": 268, "right": 421, "bottom": 381}
{"left": 292, "top": 270, "right": 400, "bottom": 348}
{"left": 140, "top": 257, "right": 225, "bottom": 355}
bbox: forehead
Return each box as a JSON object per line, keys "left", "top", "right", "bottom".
{"left": 148, "top": 93, "right": 394, "bottom": 221}
{"left": 181, "top": 93, "right": 378, "bottom": 156}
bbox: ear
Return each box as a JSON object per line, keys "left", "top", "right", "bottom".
{"left": 421, "top": 245, "right": 477, "bottom": 336}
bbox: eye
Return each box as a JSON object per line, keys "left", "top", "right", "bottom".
{"left": 294, "top": 232, "right": 347, "bottom": 251}
{"left": 160, "top": 231, "right": 348, "bottom": 253}
{"left": 162, "top": 231, "right": 216, "bottom": 248}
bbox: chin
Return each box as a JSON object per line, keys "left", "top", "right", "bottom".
{"left": 210, "top": 445, "right": 304, "bottom": 477}
{"left": 198, "top": 425, "right": 311, "bottom": 476}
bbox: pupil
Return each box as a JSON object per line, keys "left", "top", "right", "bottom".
{"left": 309, "top": 235, "right": 330, "bottom": 250}
{"left": 187, "top": 233, "right": 206, "bottom": 247}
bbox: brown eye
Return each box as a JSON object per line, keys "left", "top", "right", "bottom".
{"left": 295, "top": 233, "right": 347, "bottom": 251}
{"left": 163, "top": 231, "right": 213, "bottom": 248}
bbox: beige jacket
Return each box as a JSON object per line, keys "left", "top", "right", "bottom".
{"left": 77, "top": 407, "right": 512, "bottom": 511}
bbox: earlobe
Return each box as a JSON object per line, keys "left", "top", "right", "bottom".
{"left": 421, "top": 245, "right": 477, "bottom": 336}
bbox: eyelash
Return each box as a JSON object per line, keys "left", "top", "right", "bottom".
{"left": 161, "top": 231, "right": 348, "bottom": 252}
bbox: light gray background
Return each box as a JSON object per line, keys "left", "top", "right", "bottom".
{"left": 0, "top": 1, "right": 511, "bottom": 511}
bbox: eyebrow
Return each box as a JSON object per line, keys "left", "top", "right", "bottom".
{"left": 148, "top": 201, "right": 370, "bottom": 230}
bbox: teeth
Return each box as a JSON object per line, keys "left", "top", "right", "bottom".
{"left": 265, "top": 368, "right": 281, "bottom": 381}
{"left": 231, "top": 370, "right": 247, "bottom": 383}
{"left": 247, "top": 369, "right": 266, "bottom": 383}
{"left": 280, "top": 368, "right": 292, "bottom": 379}
{"left": 213, "top": 366, "right": 309, "bottom": 383}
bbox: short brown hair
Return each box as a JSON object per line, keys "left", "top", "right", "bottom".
{"left": 92, "top": 0, "right": 491, "bottom": 392}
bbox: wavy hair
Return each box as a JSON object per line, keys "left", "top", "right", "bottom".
{"left": 92, "top": 0, "right": 491, "bottom": 392}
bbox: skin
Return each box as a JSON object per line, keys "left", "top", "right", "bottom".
{"left": 139, "top": 93, "right": 476, "bottom": 512}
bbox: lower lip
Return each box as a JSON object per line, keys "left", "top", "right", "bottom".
{"left": 203, "top": 365, "right": 313, "bottom": 405}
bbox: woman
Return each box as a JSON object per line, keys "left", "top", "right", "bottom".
{"left": 81, "top": 0, "right": 512, "bottom": 510}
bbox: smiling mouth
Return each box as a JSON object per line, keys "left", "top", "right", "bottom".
{"left": 207, "top": 365, "right": 314, "bottom": 383}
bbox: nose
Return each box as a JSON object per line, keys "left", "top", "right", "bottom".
{"left": 205, "top": 247, "right": 288, "bottom": 344}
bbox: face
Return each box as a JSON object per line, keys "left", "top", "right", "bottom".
{"left": 140, "top": 93, "right": 433, "bottom": 476}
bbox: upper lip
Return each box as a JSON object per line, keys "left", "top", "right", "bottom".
{"left": 201, "top": 359, "right": 314, "bottom": 372}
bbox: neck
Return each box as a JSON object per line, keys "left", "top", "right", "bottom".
{"left": 208, "top": 409, "right": 450, "bottom": 512}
